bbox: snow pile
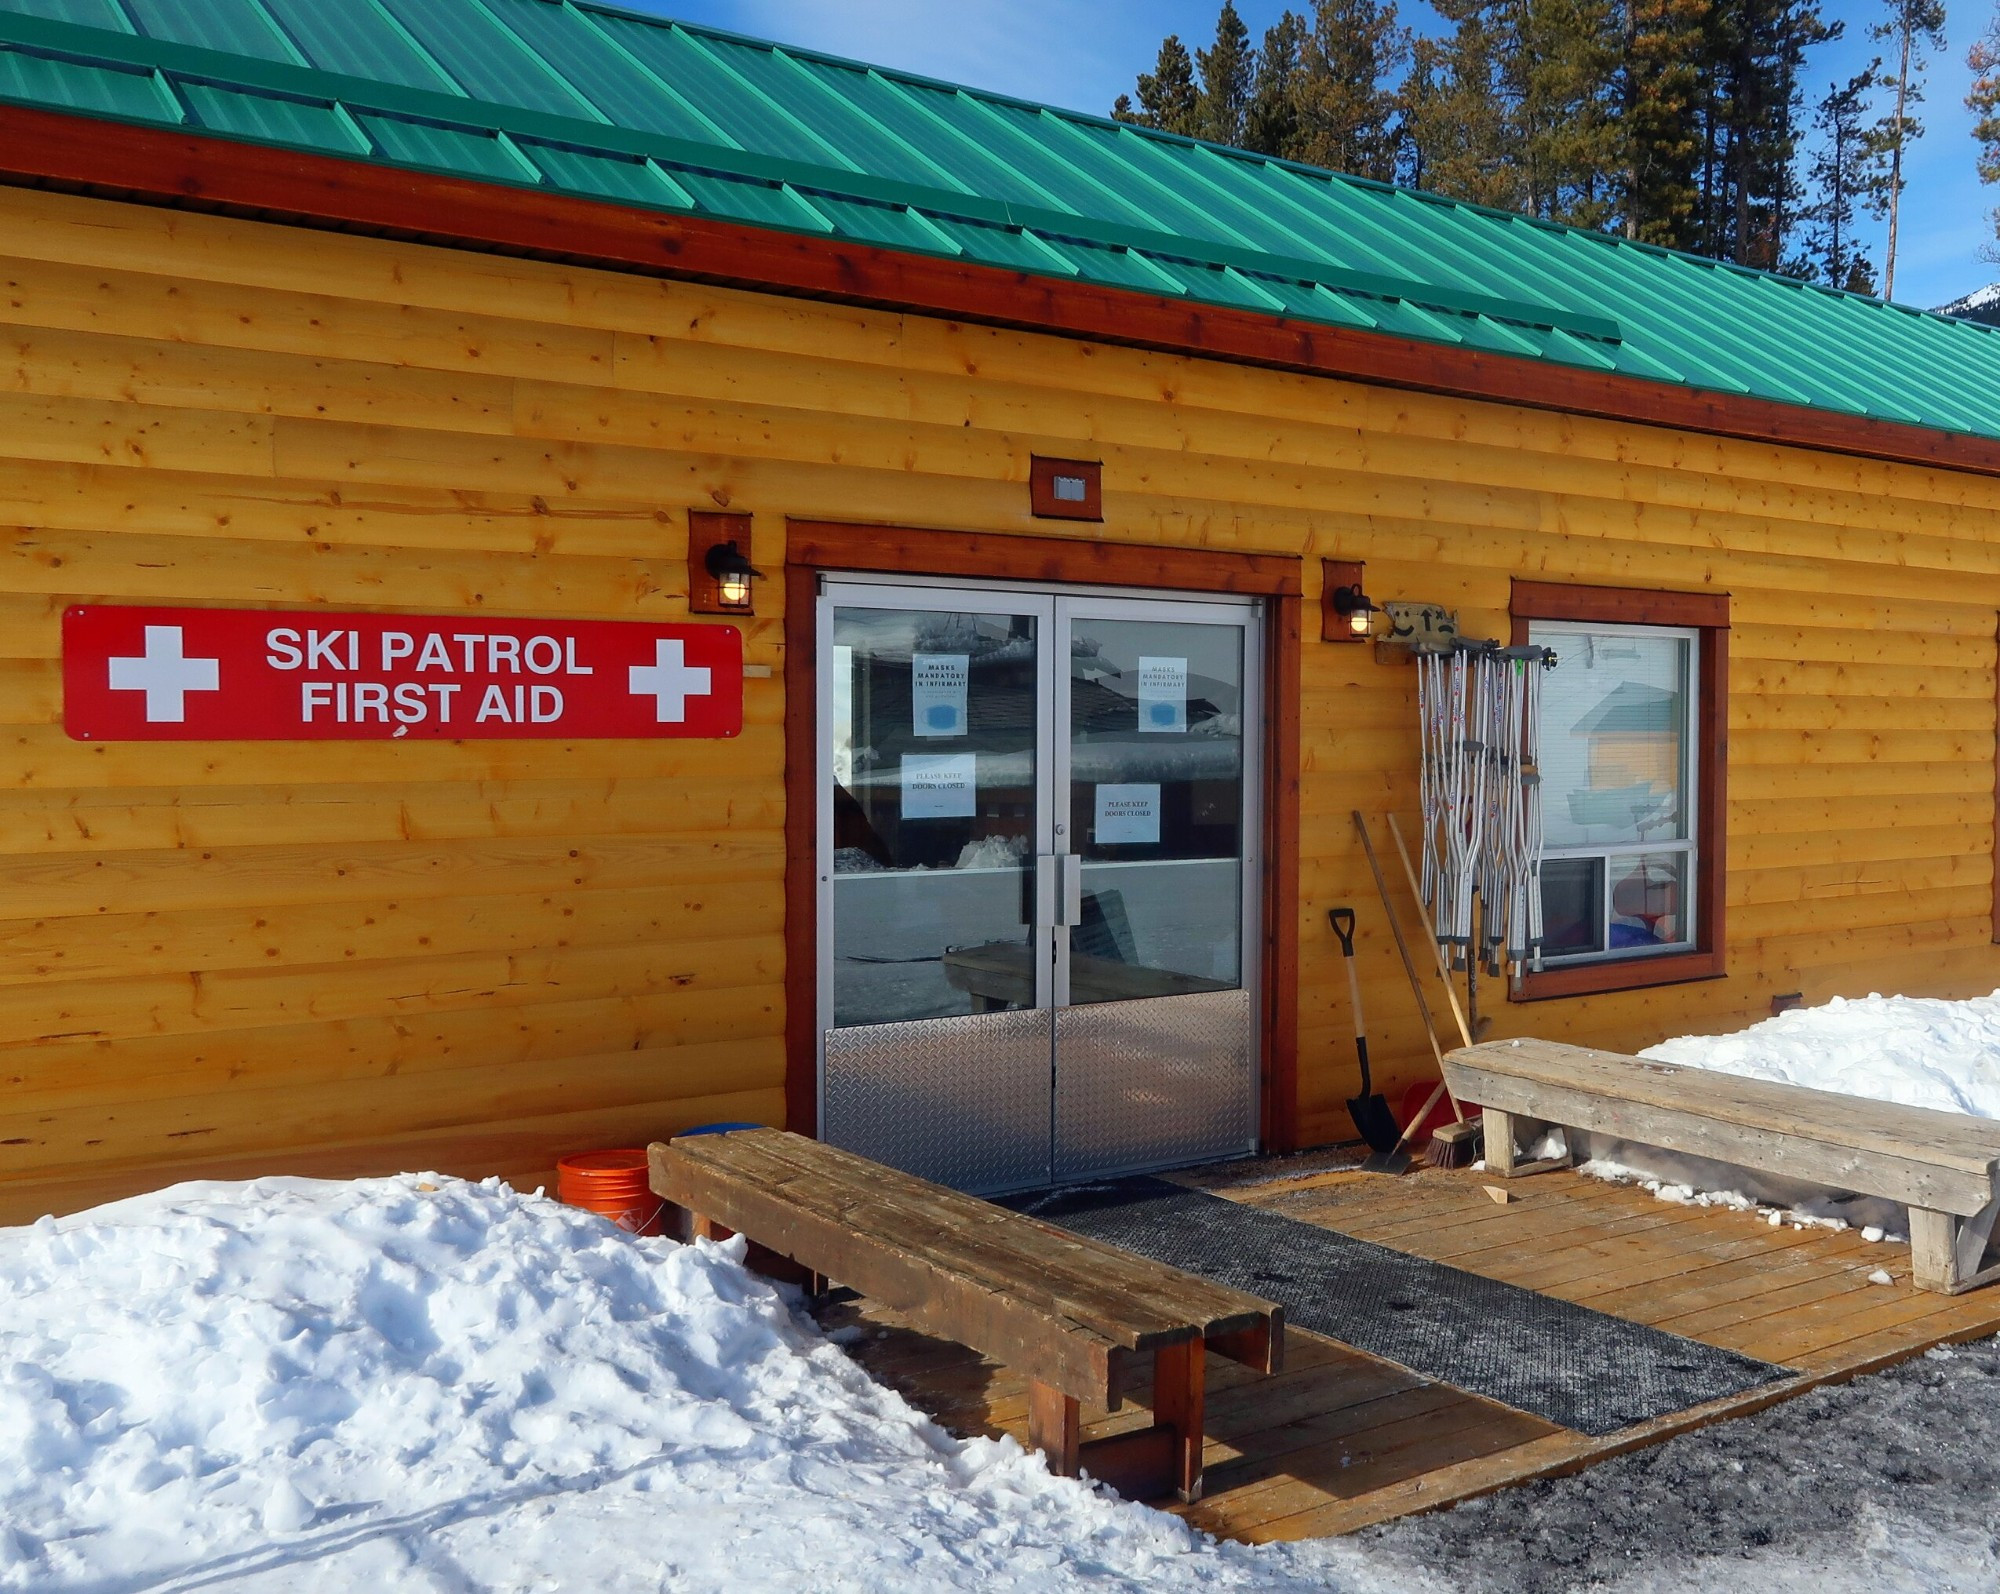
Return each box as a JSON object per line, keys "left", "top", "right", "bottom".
{"left": 1644, "top": 991, "right": 2000, "bottom": 1117}
{"left": 0, "top": 1174, "right": 1411, "bottom": 1593}
{"left": 1571, "top": 991, "right": 2000, "bottom": 1235}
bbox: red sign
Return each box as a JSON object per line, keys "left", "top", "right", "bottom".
{"left": 63, "top": 606, "right": 743, "bottom": 741}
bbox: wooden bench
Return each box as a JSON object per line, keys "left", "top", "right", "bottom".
{"left": 648, "top": 1127, "right": 1281, "bottom": 1502}
{"left": 1445, "top": 1038, "right": 2000, "bottom": 1295}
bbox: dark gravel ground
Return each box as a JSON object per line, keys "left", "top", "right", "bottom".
{"left": 1328, "top": 1333, "right": 2000, "bottom": 1592}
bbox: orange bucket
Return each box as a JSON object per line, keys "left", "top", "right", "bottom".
{"left": 556, "top": 1148, "right": 668, "bottom": 1237}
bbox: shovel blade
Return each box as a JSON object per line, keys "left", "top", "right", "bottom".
{"left": 1347, "top": 1093, "right": 1402, "bottom": 1155}
{"left": 1360, "top": 1144, "right": 1416, "bottom": 1176}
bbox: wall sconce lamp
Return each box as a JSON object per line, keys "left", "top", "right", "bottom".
{"left": 705, "top": 540, "right": 758, "bottom": 610}
{"left": 689, "top": 511, "right": 759, "bottom": 616}
{"left": 1332, "top": 585, "right": 1375, "bottom": 638}
{"left": 1321, "top": 559, "right": 1373, "bottom": 643}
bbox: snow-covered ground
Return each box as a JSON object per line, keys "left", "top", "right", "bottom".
{"left": 8, "top": 997, "right": 1999, "bottom": 1591}
{"left": 1556, "top": 991, "right": 2000, "bottom": 1237}
{"left": 0, "top": 1172, "right": 1422, "bottom": 1594}
{"left": 4, "top": 1166, "right": 1998, "bottom": 1590}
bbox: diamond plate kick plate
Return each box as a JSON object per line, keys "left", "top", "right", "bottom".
{"left": 1053, "top": 988, "right": 1256, "bottom": 1182}
{"left": 823, "top": 1009, "right": 1054, "bottom": 1195}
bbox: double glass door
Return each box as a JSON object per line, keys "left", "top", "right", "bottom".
{"left": 817, "top": 578, "right": 1261, "bottom": 1194}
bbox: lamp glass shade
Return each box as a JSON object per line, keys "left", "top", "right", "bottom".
{"left": 1332, "top": 584, "right": 1374, "bottom": 638}
{"left": 704, "top": 539, "right": 756, "bottom": 610}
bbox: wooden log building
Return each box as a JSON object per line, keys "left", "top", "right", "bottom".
{"left": 7, "top": 0, "right": 2000, "bottom": 1219}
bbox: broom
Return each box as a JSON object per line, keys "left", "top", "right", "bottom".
{"left": 1352, "top": 812, "right": 1455, "bottom": 1175}
{"left": 1386, "top": 813, "right": 1483, "bottom": 1169}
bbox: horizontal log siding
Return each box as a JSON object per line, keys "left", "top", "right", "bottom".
{"left": 3, "top": 183, "right": 1998, "bottom": 1212}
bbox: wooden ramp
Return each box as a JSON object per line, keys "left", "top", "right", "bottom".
{"left": 818, "top": 1160, "right": 2000, "bottom": 1543}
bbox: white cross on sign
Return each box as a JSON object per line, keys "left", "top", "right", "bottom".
{"left": 628, "top": 637, "right": 712, "bottom": 723}
{"left": 108, "top": 625, "right": 220, "bottom": 723}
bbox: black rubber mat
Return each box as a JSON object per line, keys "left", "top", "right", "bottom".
{"left": 1004, "top": 1176, "right": 1793, "bottom": 1437}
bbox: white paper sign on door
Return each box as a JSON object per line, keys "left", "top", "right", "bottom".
{"left": 902, "top": 752, "right": 977, "bottom": 819}
{"left": 911, "top": 653, "right": 969, "bottom": 737}
{"left": 1095, "top": 782, "right": 1161, "bottom": 845}
{"left": 1136, "top": 656, "right": 1187, "bottom": 733}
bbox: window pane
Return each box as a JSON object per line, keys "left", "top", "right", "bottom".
{"left": 1608, "top": 851, "right": 1691, "bottom": 953}
{"left": 1539, "top": 855, "right": 1605, "bottom": 958}
{"left": 1534, "top": 629, "right": 1693, "bottom": 849}
{"left": 829, "top": 605, "right": 1038, "bottom": 1027}
{"left": 1066, "top": 616, "right": 1245, "bottom": 1002}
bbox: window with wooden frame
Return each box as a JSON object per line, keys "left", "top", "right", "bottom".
{"left": 1510, "top": 581, "right": 1728, "bottom": 1001}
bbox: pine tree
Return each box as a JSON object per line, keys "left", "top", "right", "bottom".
{"left": 1296, "top": 0, "right": 1411, "bottom": 181}
{"left": 1196, "top": 3, "right": 1258, "bottom": 146}
{"left": 1865, "top": 0, "right": 1949, "bottom": 300}
{"left": 1970, "top": 13, "right": 2000, "bottom": 260}
{"left": 1405, "top": 0, "right": 1624, "bottom": 226}
{"left": 1513, "top": 0, "right": 1628, "bottom": 228}
{"left": 1620, "top": 0, "right": 1710, "bottom": 246}
{"left": 1399, "top": 2, "right": 1520, "bottom": 208}
{"left": 1692, "top": 0, "right": 1836, "bottom": 272}
{"left": 1128, "top": 36, "right": 1202, "bottom": 137}
{"left": 1244, "top": 11, "right": 1311, "bottom": 157}
{"left": 1800, "top": 69, "right": 1882, "bottom": 291}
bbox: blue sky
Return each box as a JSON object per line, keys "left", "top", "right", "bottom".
{"left": 614, "top": 0, "right": 1999, "bottom": 309}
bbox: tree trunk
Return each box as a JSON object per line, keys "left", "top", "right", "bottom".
{"left": 1887, "top": 25, "right": 1911, "bottom": 300}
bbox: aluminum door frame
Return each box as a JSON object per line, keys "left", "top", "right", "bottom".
{"left": 815, "top": 580, "right": 1057, "bottom": 1191}
{"left": 1049, "top": 592, "right": 1263, "bottom": 1179}
{"left": 814, "top": 575, "right": 1263, "bottom": 1191}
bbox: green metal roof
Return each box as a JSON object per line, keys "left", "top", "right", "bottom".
{"left": 3, "top": 0, "right": 2000, "bottom": 442}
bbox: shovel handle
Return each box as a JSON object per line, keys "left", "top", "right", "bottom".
{"left": 1329, "top": 909, "right": 1367, "bottom": 1041}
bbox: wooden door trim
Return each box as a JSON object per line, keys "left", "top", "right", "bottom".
{"left": 781, "top": 518, "right": 1303, "bottom": 1153}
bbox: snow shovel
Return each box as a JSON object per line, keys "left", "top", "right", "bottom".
{"left": 1329, "top": 908, "right": 1401, "bottom": 1154}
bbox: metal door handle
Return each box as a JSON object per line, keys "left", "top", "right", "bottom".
{"left": 1060, "top": 855, "right": 1082, "bottom": 926}
{"left": 1036, "top": 855, "right": 1084, "bottom": 926}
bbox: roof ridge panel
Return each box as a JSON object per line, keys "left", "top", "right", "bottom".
{"left": 0, "top": 8, "right": 1615, "bottom": 343}
{"left": 558, "top": 3, "right": 739, "bottom": 148}
{"left": 1800, "top": 284, "right": 2000, "bottom": 431}
{"left": 454, "top": 0, "right": 613, "bottom": 122}
{"left": 323, "top": 0, "right": 2000, "bottom": 344}
{"left": 756, "top": 48, "right": 977, "bottom": 195}
{"left": 115, "top": 0, "right": 306, "bottom": 67}
{"left": 672, "top": 27, "right": 863, "bottom": 175}
{"left": 253, "top": 0, "right": 455, "bottom": 94}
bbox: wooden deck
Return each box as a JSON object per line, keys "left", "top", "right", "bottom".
{"left": 817, "top": 1158, "right": 2000, "bottom": 1543}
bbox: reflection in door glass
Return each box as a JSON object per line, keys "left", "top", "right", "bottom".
{"left": 830, "top": 606, "right": 1038, "bottom": 1027}
{"left": 1069, "top": 618, "right": 1245, "bottom": 1005}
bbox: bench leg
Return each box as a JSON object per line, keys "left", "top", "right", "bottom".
{"left": 1912, "top": 1200, "right": 2000, "bottom": 1295}
{"left": 1151, "top": 1339, "right": 1206, "bottom": 1503}
{"left": 1483, "top": 1108, "right": 1572, "bottom": 1179}
{"left": 1912, "top": 1208, "right": 1960, "bottom": 1293}
{"left": 1027, "top": 1380, "right": 1080, "bottom": 1478}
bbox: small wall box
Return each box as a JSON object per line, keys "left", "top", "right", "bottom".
{"left": 1030, "top": 457, "right": 1102, "bottom": 521}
